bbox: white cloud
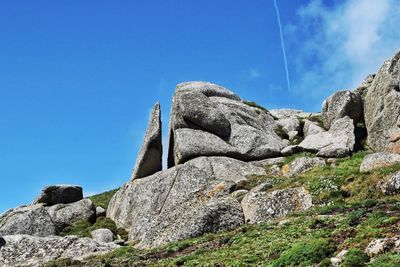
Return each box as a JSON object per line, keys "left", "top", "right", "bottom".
{"left": 290, "top": 0, "right": 400, "bottom": 103}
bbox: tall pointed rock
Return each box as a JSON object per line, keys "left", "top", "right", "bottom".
{"left": 131, "top": 102, "right": 162, "bottom": 179}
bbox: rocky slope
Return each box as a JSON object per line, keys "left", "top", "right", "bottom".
{"left": 0, "top": 49, "right": 399, "bottom": 266}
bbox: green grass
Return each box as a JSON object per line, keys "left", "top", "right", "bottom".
{"left": 342, "top": 248, "right": 370, "bottom": 267}
{"left": 88, "top": 188, "right": 118, "bottom": 209}
{"left": 46, "top": 151, "right": 400, "bottom": 267}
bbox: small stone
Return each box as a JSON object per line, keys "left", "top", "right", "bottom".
{"left": 377, "top": 171, "right": 400, "bottom": 195}
{"left": 283, "top": 157, "right": 326, "bottom": 177}
{"left": 91, "top": 229, "right": 115, "bottom": 243}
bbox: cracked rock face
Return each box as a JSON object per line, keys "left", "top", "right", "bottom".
{"left": 298, "top": 116, "right": 355, "bottom": 158}
{"left": 131, "top": 102, "right": 162, "bottom": 179}
{"left": 167, "top": 81, "right": 288, "bottom": 167}
{"left": 241, "top": 185, "right": 312, "bottom": 224}
{"left": 322, "top": 90, "right": 363, "bottom": 129}
{"left": 364, "top": 50, "right": 400, "bottom": 152}
{"left": 0, "top": 235, "right": 119, "bottom": 267}
{"left": 107, "top": 156, "right": 266, "bottom": 248}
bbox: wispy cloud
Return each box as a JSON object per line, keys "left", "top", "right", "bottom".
{"left": 248, "top": 68, "right": 261, "bottom": 79}
{"left": 290, "top": 0, "right": 400, "bottom": 103}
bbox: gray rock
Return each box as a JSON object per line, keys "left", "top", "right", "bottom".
{"left": 107, "top": 156, "right": 265, "bottom": 248}
{"left": 47, "top": 199, "right": 96, "bottom": 230}
{"left": 167, "top": 82, "right": 287, "bottom": 167}
{"left": 249, "top": 157, "right": 285, "bottom": 167}
{"left": 299, "top": 116, "right": 355, "bottom": 158}
{"left": 377, "top": 171, "right": 400, "bottom": 195}
{"left": 330, "top": 250, "right": 348, "bottom": 266}
{"left": 241, "top": 186, "right": 312, "bottom": 224}
{"left": 303, "top": 119, "right": 326, "bottom": 137}
{"left": 135, "top": 197, "right": 244, "bottom": 249}
{"left": 282, "top": 157, "right": 326, "bottom": 177}
{"left": 176, "top": 81, "right": 241, "bottom": 101}
{"left": 91, "top": 228, "right": 115, "bottom": 243}
{"left": 364, "top": 50, "right": 400, "bottom": 152}
{"left": 0, "top": 204, "right": 57, "bottom": 237}
{"left": 365, "top": 237, "right": 400, "bottom": 257}
{"left": 0, "top": 199, "right": 95, "bottom": 237}
{"left": 270, "top": 109, "right": 320, "bottom": 119}
{"left": 33, "top": 185, "right": 83, "bottom": 206}
{"left": 96, "top": 206, "right": 106, "bottom": 217}
{"left": 0, "top": 235, "right": 119, "bottom": 267}
{"left": 131, "top": 102, "right": 162, "bottom": 180}
{"left": 321, "top": 90, "right": 363, "bottom": 129}
{"left": 360, "top": 152, "right": 400, "bottom": 173}
{"left": 277, "top": 118, "right": 300, "bottom": 133}
{"left": 230, "top": 190, "right": 249, "bottom": 200}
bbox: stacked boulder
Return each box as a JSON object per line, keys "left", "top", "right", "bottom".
{"left": 107, "top": 82, "right": 314, "bottom": 249}
{"left": 0, "top": 185, "right": 119, "bottom": 266}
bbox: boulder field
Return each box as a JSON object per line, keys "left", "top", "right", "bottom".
{"left": 0, "top": 49, "right": 399, "bottom": 266}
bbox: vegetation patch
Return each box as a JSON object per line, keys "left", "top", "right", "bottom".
{"left": 88, "top": 188, "right": 118, "bottom": 209}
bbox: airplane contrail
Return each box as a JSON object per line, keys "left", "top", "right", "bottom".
{"left": 273, "top": 0, "right": 292, "bottom": 92}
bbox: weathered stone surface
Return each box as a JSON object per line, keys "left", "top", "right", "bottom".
{"left": 107, "top": 156, "right": 265, "bottom": 248}
{"left": 365, "top": 237, "right": 400, "bottom": 257}
{"left": 322, "top": 90, "right": 363, "bottom": 129}
{"left": 0, "top": 235, "right": 119, "bottom": 267}
{"left": 176, "top": 81, "right": 241, "bottom": 101}
{"left": 131, "top": 102, "right": 162, "bottom": 180}
{"left": 33, "top": 185, "right": 83, "bottom": 206}
{"left": 282, "top": 157, "right": 326, "bottom": 177}
{"left": 303, "top": 119, "right": 326, "bottom": 137}
{"left": 135, "top": 197, "right": 244, "bottom": 249}
{"left": 277, "top": 118, "right": 300, "bottom": 133}
{"left": 377, "top": 171, "right": 400, "bottom": 195}
{"left": 47, "top": 199, "right": 96, "bottom": 230}
{"left": 0, "top": 204, "right": 56, "bottom": 237}
{"left": 167, "top": 82, "right": 287, "bottom": 167}
{"left": 360, "top": 152, "right": 400, "bottom": 173}
{"left": 299, "top": 116, "right": 355, "bottom": 158}
{"left": 270, "top": 109, "right": 320, "bottom": 119}
{"left": 250, "top": 157, "right": 285, "bottom": 168}
{"left": 91, "top": 228, "right": 115, "bottom": 243}
{"left": 96, "top": 206, "right": 106, "bottom": 217}
{"left": 0, "top": 199, "right": 95, "bottom": 237}
{"left": 364, "top": 50, "right": 400, "bottom": 152}
{"left": 330, "top": 250, "right": 348, "bottom": 266}
{"left": 241, "top": 185, "right": 312, "bottom": 224}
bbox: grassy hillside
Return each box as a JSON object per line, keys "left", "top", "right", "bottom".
{"left": 46, "top": 152, "right": 400, "bottom": 266}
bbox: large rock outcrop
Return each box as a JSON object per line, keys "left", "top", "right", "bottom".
{"left": 131, "top": 102, "right": 162, "bottom": 179}
{"left": 167, "top": 82, "right": 288, "bottom": 167}
{"left": 321, "top": 90, "right": 363, "bottom": 129}
{"left": 298, "top": 116, "right": 355, "bottom": 157}
{"left": 107, "top": 156, "right": 266, "bottom": 248}
{"left": 0, "top": 235, "right": 119, "bottom": 267}
{"left": 364, "top": 50, "right": 400, "bottom": 153}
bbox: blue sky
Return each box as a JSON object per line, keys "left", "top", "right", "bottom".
{"left": 1, "top": 0, "right": 399, "bottom": 212}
